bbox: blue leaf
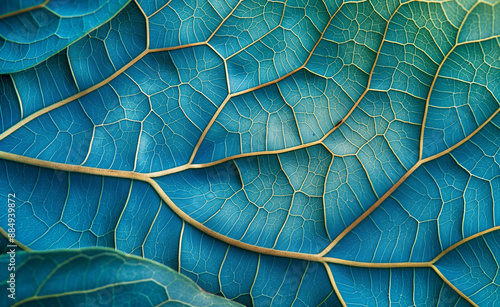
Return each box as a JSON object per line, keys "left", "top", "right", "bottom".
{"left": 1, "top": 0, "right": 500, "bottom": 305}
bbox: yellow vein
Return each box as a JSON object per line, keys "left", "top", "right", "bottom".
{"left": 457, "top": 34, "right": 500, "bottom": 46}
{"left": 114, "top": 181, "right": 134, "bottom": 249}
{"left": 10, "top": 75, "right": 23, "bottom": 120}
{"left": 217, "top": 246, "right": 231, "bottom": 295}
{"left": 323, "top": 263, "right": 347, "bottom": 307}
{"left": 141, "top": 197, "right": 163, "bottom": 257}
{"left": 0, "top": 227, "right": 31, "bottom": 251}
{"left": 178, "top": 221, "right": 184, "bottom": 273}
{"left": 431, "top": 265, "right": 478, "bottom": 307}
{"left": 187, "top": 95, "right": 232, "bottom": 164}
{"left": 207, "top": 0, "right": 245, "bottom": 43}
{"left": 323, "top": 258, "right": 431, "bottom": 268}
{"left": 318, "top": 161, "right": 422, "bottom": 257}
{"left": 418, "top": 45, "right": 456, "bottom": 161}
{"left": 154, "top": 140, "right": 322, "bottom": 177}
{"left": 431, "top": 225, "right": 500, "bottom": 264}
{"left": 422, "top": 106, "right": 500, "bottom": 163}
{"left": 138, "top": 0, "right": 150, "bottom": 51}
{"left": 149, "top": 42, "right": 207, "bottom": 52}
{"left": 148, "top": 0, "right": 173, "bottom": 18}
{"left": 0, "top": 151, "right": 149, "bottom": 181}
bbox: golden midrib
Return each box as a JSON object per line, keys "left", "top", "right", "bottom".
{"left": 0, "top": 0, "right": 498, "bottom": 305}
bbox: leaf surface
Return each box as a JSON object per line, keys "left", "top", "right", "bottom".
{"left": 1, "top": 0, "right": 500, "bottom": 306}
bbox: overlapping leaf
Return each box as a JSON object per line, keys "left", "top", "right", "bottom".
{"left": 1, "top": 0, "right": 500, "bottom": 306}
{"left": 0, "top": 0, "right": 131, "bottom": 73}
{"left": 0, "top": 248, "right": 242, "bottom": 306}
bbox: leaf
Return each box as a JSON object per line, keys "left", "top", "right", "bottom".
{"left": 0, "top": 0, "right": 499, "bottom": 306}
{"left": 0, "top": 247, "right": 242, "bottom": 306}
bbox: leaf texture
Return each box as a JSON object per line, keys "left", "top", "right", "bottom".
{"left": 1, "top": 0, "right": 500, "bottom": 305}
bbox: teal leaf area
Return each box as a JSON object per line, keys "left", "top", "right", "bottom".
{"left": 1, "top": 0, "right": 500, "bottom": 306}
